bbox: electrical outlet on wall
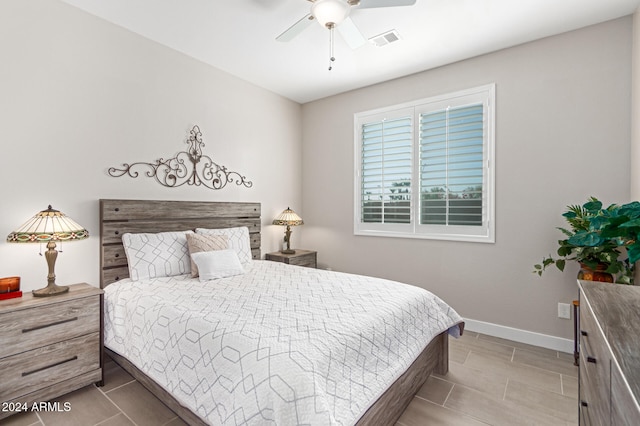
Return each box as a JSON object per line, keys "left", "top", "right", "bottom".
{"left": 558, "top": 302, "right": 571, "bottom": 319}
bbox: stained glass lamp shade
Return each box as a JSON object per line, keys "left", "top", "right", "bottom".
{"left": 7, "top": 205, "right": 89, "bottom": 297}
{"left": 272, "top": 207, "right": 303, "bottom": 254}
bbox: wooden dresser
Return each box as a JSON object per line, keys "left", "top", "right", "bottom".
{"left": 0, "top": 283, "right": 103, "bottom": 420}
{"left": 578, "top": 280, "right": 640, "bottom": 425}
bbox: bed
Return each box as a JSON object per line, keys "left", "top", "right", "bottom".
{"left": 99, "top": 199, "right": 463, "bottom": 425}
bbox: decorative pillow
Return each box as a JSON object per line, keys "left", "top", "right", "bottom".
{"left": 191, "top": 249, "right": 245, "bottom": 281}
{"left": 195, "top": 226, "right": 253, "bottom": 265}
{"left": 122, "top": 230, "right": 193, "bottom": 281}
{"left": 186, "top": 233, "right": 229, "bottom": 277}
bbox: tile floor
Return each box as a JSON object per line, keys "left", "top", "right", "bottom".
{"left": 397, "top": 331, "right": 578, "bottom": 425}
{"left": 3, "top": 331, "right": 578, "bottom": 426}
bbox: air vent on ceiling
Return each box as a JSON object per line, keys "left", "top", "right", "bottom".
{"left": 369, "top": 30, "right": 401, "bottom": 47}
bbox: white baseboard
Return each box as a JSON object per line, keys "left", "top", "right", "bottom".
{"left": 463, "top": 318, "right": 574, "bottom": 354}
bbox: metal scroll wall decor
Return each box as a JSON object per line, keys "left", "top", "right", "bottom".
{"left": 108, "top": 125, "right": 252, "bottom": 190}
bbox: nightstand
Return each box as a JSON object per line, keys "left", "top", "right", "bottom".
{"left": 0, "top": 283, "right": 103, "bottom": 420}
{"left": 266, "top": 249, "right": 317, "bottom": 268}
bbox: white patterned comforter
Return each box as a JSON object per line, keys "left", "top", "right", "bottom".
{"left": 104, "top": 260, "right": 462, "bottom": 426}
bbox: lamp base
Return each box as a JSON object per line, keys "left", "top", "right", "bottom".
{"left": 32, "top": 283, "right": 69, "bottom": 297}
{"left": 280, "top": 249, "right": 296, "bottom": 254}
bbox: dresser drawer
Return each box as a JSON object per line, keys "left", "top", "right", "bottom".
{"left": 0, "top": 295, "right": 100, "bottom": 358}
{"left": 579, "top": 395, "right": 593, "bottom": 426}
{"left": 611, "top": 362, "right": 640, "bottom": 425}
{"left": 580, "top": 349, "right": 610, "bottom": 424}
{"left": 579, "top": 297, "right": 611, "bottom": 424}
{"left": 0, "top": 332, "right": 100, "bottom": 401}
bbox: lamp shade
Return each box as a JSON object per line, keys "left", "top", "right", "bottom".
{"left": 7, "top": 205, "right": 89, "bottom": 243}
{"left": 7, "top": 205, "right": 89, "bottom": 297}
{"left": 273, "top": 207, "right": 303, "bottom": 254}
{"left": 311, "top": 0, "right": 351, "bottom": 27}
{"left": 272, "top": 208, "right": 304, "bottom": 226}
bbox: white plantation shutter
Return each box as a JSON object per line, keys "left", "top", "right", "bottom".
{"left": 355, "top": 84, "right": 494, "bottom": 243}
{"left": 361, "top": 116, "right": 412, "bottom": 224}
{"left": 420, "top": 104, "right": 484, "bottom": 226}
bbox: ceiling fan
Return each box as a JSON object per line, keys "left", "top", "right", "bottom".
{"left": 277, "top": 0, "right": 417, "bottom": 69}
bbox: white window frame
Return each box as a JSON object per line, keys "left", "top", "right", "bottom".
{"left": 354, "top": 84, "right": 495, "bottom": 243}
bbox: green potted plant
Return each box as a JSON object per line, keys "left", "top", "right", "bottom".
{"left": 534, "top": 197, "right": 637, "bottom": 284}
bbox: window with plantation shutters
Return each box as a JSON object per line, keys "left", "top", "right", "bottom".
{"left": 354, "top": 84, "right": 495, "bottom": 243}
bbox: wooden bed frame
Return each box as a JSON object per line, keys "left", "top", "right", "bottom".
{"left": 99, "top": 198, "right": 452, "bottom": 425}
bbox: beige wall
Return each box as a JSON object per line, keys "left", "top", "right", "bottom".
{"left": 301, "top": 17, "right": 632, "bottom": 341}
{"left": 0, "top": 0, "right": 303, "bottom": 291}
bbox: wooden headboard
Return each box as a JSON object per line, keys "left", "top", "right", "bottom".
{"left": 99, "top": 199, "right": 261, "bottom": 288}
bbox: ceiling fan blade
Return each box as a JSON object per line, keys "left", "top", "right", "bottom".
{"left": 338, "top": 17, "right": 367, "bottom": 49}
{"left": 354, "top": 0, "right": 416, "bottom": 9}
{"left": 276, "top": 14, "right": 314, "bottom": 42}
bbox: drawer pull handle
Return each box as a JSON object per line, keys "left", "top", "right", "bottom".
{"left": 22, "top": 317, "right": 78, "bottom": 333}
{"left": 587, "top": 356, "right": 597, "bottom": 364}
{"left": 22, "top": 356, "right": 78, "bottom": 377}
{"left": 581, "top": 400, "right": 589, "bottom": 407}
{"left": 581, "top": 330, "right": 588, "bottom": 336}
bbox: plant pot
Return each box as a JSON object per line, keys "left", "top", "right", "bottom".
{"left": 577, "top": 263, "right": 614, "bottom": 283}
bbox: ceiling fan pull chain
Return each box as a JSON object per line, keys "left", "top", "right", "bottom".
{"left": 328, "top": 23, "right": 336, "bottom": 71}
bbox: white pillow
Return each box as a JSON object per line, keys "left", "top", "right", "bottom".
{"left": 122, "top": 230, "right": 193, "bottom": 281}
{"left": 191, "top": 249, "right": 245, "bottom": 281}
{"left": 186, "top": 233, "right": 229, "bottom": 277}
{"left": 195, "top": 226, "right": 253, "bottom": 265}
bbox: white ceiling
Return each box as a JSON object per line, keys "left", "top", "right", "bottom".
{"left": 60, "top": 0, "right": 640, "bottom": 104}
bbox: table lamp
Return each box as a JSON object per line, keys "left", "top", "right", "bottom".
{"left": 272, "top": 207, "right": 303, "bottom": 254}
{"left": 6, "top": 205, "right": 89, "bottom": 297}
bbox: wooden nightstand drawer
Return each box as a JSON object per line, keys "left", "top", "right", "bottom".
{"left": 265, "top": 250, "right": 317, "bottom": 268}
{"left": 0, "top": 332, "right": 100, "bottom": 401}
{"left": 0, "top": 283, "right": 103, "bottom": 421}
{"left": 288, "top": 254, "right": 316, "bottom": 268}
{"left": 0, "top": 295, "right": 100, "bottom": 358}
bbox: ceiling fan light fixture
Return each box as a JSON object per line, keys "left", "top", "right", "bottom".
{"left": 311, "top": 0, "right": 351, "bottom": 28}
